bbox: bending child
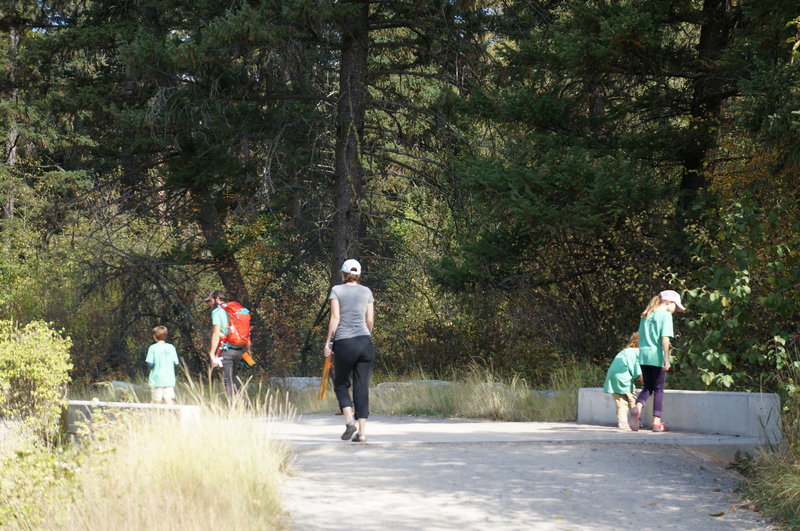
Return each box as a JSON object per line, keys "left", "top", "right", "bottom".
{"left": 603, "top": 332, "right": 642, "bottom": 430}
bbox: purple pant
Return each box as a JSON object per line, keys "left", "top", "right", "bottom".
{"left": 636, "top": 364, "right": 666, "bottom": 417}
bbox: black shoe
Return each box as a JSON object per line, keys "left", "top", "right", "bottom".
{"left": 342, "top": 422, "right": 357, "bottom": 440}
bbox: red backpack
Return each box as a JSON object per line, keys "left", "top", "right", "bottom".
{"left": 220, "top": 301, "right": 251, "bottom": 346}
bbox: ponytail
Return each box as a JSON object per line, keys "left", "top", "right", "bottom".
{"left": 641, "top": 295, "right": 661, "bottom": 318}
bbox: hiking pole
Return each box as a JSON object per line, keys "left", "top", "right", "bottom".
{"left": 318, "top": 356, "right": 332, "bottom": 400}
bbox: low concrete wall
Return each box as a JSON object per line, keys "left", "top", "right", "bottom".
{"left": 63, "top": 400, "right": 202, "bottom": 440}
{"left": 578, "top": 388, "right": 782, "bottom": 445}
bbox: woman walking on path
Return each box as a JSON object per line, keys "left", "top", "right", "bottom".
{"left": 628, "top": 290, "right": 685, "bottom": 432}
{"left": 323, "top": 259, "right": 376, "bottom": 443}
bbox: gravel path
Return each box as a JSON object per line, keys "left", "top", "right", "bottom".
{"left": 274, "top": 415, "right": 775, "bottom": 530}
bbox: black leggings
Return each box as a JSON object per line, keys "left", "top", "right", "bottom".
{"left": 333, "top": 335, "right": 375, "bottom": 419}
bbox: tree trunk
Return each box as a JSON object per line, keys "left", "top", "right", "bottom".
{"left": 194, "top": 191, "right": 275, "bottom": 359}
{"left": 3, "top": 23, "right": 20, "bottom": 220}
{"left": 332, "top": 0, "right": 369, "bottom": 283}
{"left": 678, "top": 0, "right": 735, "bottom": 214}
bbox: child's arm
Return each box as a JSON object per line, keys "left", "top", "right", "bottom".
{"left": 145, "top": 347, "right": 155, "bottom": 370}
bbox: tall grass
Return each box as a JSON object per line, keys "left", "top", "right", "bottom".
{"left": 291, "top": 360, "right": 604, "bottom": 422}
{"left": 62, "top": 408, "right": 289, "bottom": 530}
{"left": 1, "top": 370, "right": 293, "bottom": 530}
{"left": 739, "top": 358, "right": 800, "bottom": 527}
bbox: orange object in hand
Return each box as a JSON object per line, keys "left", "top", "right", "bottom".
{"left": 242, "top": 352, "right": 255, "bottom": 366}
{"left": 318, "top": 358, "right": 332, "bottom": 400}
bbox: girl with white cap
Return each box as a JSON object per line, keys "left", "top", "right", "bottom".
{"left": 323, "top": 259, "right": 376, "bottom": 442}
{"left": 628, "top": 290, "right": 685, "bottom": 432}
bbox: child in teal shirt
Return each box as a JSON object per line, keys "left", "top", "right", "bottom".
{"left": 603, "top": 332, "right": 641, "bottom": 430}
{"left": 146, "top": 325, "right": 180, "bottom": 404}
{"left": 628, "top": 290, "right": 685, "bottom": 432}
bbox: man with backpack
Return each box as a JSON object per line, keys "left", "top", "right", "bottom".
{"left": 204, "top": 289, "right": 251, "bottom": 397}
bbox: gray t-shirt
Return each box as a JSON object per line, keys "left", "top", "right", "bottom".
{"left": 330, "top": 284, "right": 374, "bottom": 341}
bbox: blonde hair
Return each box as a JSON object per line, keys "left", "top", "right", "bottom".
{"left": 626, "top": 332, "right": 640, "bottom": 348}
{"left": 640, "top": 295, "right": 662, "bottom": 318}
{"left": 152, "top": 325, "right": 168, "bottom": 342}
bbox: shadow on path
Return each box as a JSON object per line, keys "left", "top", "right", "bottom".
{"left": 276, "top": 415, "right": 773, "bottom": 530}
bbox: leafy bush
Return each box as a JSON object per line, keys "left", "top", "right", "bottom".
{"left": 0, "top": 321, "right": 73, "bottom": 439}
{"left": 674, "top": 202, "right": 800, "bottom": 390}
{"left": 0, "top": 443, "right": 79, "bottom": 528}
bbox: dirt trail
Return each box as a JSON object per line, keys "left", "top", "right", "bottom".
{"left": 274, "top": 415, "right": 774, "bottom": 530}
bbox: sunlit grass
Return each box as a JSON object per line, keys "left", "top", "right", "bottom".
{"left": 740, "top": 452, "right": 800, "bottom": 528}
{"left": 1, "top": 368, "right": 294, "bottom": 530}
{"left": 60, "top": 407, "right": 290, "bottom": 530}
{"left": 290, "top": 361, "right": 604, "bottom": 422}
{"left": 0, "top": 421, "right": 25, "bottom": 459}
{"left": 739, "top": 358, "right": 800, "bottom": 527}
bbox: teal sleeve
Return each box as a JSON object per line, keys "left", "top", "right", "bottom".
{"left": 145, "top": 346, "right": 154, "bottom": 364}
{"left": 658, "top": 311, "right": 674, "bottom": 338}
{"left": 211, "top": 308, "right": 227, "bottom": 328}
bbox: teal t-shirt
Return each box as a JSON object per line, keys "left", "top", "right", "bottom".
{"left": 146, "top": 342, "right": 179, "bottom": 387}
{"left": 603, "top": 347, "right": 641, "bottom": 394}
{"left": 212, "top": 306, "right": 229, "bottom": 337}
{"left": 638, "top": 308, "right": 674, "bottom": 366}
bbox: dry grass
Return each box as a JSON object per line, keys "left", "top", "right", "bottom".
{"left": 60, "top": 407, "right": 291, "bottom": 530}
{"left": 290, "top": 362, "right": 602, "bottom": 422}
{"left": 0, "top": 420, "right": 25, "bottom": 459}
{"left": 1, "top": 369, "right": 294, "bottom": 531}
{"left": 738, "top": 360, "right": 800, "bottom": 528}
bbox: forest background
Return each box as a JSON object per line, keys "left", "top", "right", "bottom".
{"left": 1, "top": 0, "right": 798, "bottom": 394}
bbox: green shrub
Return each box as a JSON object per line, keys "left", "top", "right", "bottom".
{"left": 674, "top": 201, "right": 800, "bottom": 391}
{"left": 0, "top": 443, "right": 79, "bottom": 529}
{"left": 0, "top": 321, "right": 73, "bottom": 440}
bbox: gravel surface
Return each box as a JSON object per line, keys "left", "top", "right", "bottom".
{"left": 276, "top": 415, "right": 775, "bottom": 530}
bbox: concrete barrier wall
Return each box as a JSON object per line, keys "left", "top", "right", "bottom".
{"left": 578, "top": 388, "right": 782, "bottom": 445}
{"left": 63, "top": 400, "right": 202, "bottom": 439}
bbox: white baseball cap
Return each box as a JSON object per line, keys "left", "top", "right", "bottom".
{"left": 660, "top": 290, "right": 685, "bottom": 312}
{"left": 341, "top": 259, "right": 362, "bottom": 275}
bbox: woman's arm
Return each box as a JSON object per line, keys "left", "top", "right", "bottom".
{"left": 323, "top": 299, "right": 340, "bottom": 357}
{"left": 365, "top": 302, "right": 374, "bottom": 332}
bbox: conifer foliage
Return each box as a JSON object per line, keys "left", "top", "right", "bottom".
{"left": 0, "top": 1, "right": 797, "bottom": 390}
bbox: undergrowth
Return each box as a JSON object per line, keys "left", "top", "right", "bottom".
{"left": 291, "top": 359, "right": 604, "bottom": 422}
{"left": 738, "top": 355, "right": 800, "bottom": 527}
